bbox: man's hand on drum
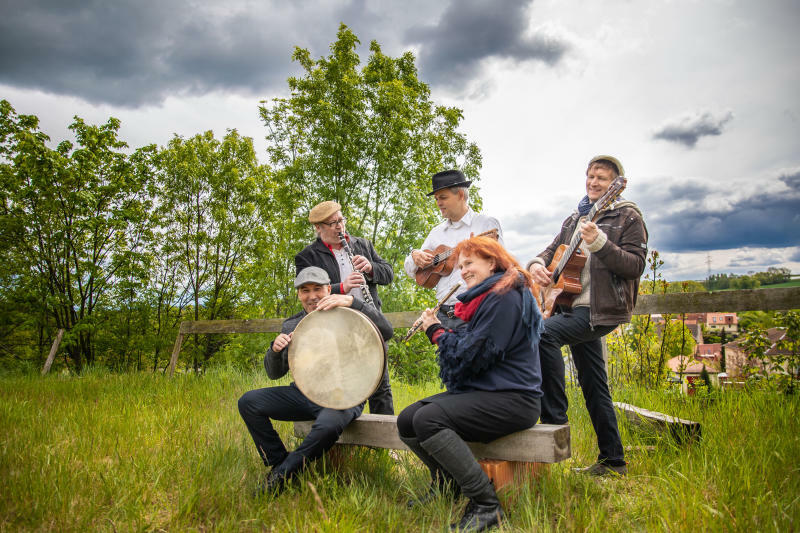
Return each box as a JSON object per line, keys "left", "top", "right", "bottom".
{"left": 316, "top": 294, "right": 354, "bottom": 311}
{"left": 528, "top": 263, "right": 553, "bottom": 287}
{"left": 342, "top": 271, "right": 366, "bottom": 293}
{"left": 351, "top": 254, "right": 373, "bottom": 274}
{"left": 273, "top": 332, "right": 293, "bottom": 351}
{"left": 411, "top": 249, "right": 434, "bottom": 269}
{"left": 420, "top": 308, "right": 441, "bottom": 330}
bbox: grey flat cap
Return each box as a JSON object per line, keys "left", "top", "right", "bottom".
{"left": 294, "top": 266, "right": 331, "bottom": 288}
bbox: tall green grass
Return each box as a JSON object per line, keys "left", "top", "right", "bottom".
{"left": 1, "top": 368, "right": 798, "bottom": 531}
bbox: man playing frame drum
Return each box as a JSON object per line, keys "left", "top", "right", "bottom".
{"left": 398, "top": 237, "right": 544, "bottom": 532}
{"left": 238, "top": 266, "right": 393, "bottom": 496}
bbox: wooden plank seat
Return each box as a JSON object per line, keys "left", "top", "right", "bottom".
{"left": 614, "top": 402, "right": 701, "bottom": 443}
{"left": 293, "top": 413, "right": 570, "bottom": 490}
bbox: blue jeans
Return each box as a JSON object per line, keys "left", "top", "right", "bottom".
{"left": 539, "top": 306, "right": 625, "bottom": 465}
{"left": 238, "top": 384, "right": 363, "bottom": 469}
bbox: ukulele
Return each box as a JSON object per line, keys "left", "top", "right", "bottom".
{"left": 533, "top": 176, "right": 627, "bottom": 318}
{"left": 414, "top": 228, "right": 499, "bottom": 288}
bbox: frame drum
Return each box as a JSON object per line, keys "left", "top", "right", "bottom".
{"left": 288, "top": 307, "right": 386, "bottom": 410}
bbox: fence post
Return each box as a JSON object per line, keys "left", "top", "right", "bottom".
{"left": 168, "top": 334, "right": 185, "bottom": 377}
{"left": 41, "top": 329, "right": 65, "bottom": 376}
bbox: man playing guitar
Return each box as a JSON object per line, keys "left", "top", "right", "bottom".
{"left": 527, "top": 155, "right": 648, "bottom": 476}
{"left": 404, "top": 170, "right": 503, "bottom": 330}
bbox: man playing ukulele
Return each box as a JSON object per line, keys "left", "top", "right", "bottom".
{"left": 527, "top": 155, "right": 647, "bottom": 476}
{"left": 404, "top": 170, "right": 503, "bottom": 330}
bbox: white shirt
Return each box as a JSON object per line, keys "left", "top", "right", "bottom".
{"left": 403, "top": 208, "right": 504, "bottom": 304}
{"left": 332, "top": 246, "right": 362, "bottom": 300}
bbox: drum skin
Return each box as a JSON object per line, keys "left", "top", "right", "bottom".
{"left": 288, "top": 307, "right": 386, "bottom": 410}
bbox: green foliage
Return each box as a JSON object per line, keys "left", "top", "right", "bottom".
{"left": 665, "top": 280, "right": 706, "bottom": 293}
{"left": 738, "top": 310, "right": 779, "bottom": 333}
{"left": 387, "top": 333, "right": 439, "bottom": 385}
{"left": 704, "top": 268, "right": 792, "bottom": 291}
{"left": 740, "top": 311, "right": 800, "bottom": 393}
{"left": 0, "top": 100, "right": 152, "bottom": 371}
{"left": 608, "top": 250, "right": 686, "bottom": 388}
{"left": 154, "top": 130, "right": 270, "bottom": 370}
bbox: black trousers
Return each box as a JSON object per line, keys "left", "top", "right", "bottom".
{"left": 367, "top": 360, "right": 394, "bottom": 415}
{"left": 238, "top": 383, "right": 363, "bottom": 468}
{"left": 397, "top": 390, "right": 540, "bottom": 443}
{"left": 539, "top": 306, "right": 624, "bottom": 465}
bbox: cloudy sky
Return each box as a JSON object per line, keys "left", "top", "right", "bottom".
{"left": 2, "top": 0, "right": 799, "bottom": 281}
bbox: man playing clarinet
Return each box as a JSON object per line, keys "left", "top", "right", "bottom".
{"left": 295, "top": 200, "right": 394, "bottom": 414}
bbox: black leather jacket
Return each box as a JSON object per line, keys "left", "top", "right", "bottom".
{"left": 295, "top": 236, "right": 393, "bottom": 310}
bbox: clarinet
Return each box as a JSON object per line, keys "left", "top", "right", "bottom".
{"left": 338, "top": 231, "right": 376, "bottom": 309}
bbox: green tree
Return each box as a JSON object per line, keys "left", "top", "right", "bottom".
{"left": 0, "top": 100, "right": 150, "bottom": 371}
{"left": 155, "top": 130, "right": 268, "bottom": 370}
{"left": 775, "top": 311, "right": 800, "bottom": 388}
{"left": 259, "top": 24, "right": 482, "bottom": 316}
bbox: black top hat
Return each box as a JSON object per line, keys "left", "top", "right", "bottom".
{"left": 427, "top": 169, "right": 472, "bottom": 196}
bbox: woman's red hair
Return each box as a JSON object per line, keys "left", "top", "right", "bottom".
{"left": 453, "top": 236, "right": 535, "bottom": 294}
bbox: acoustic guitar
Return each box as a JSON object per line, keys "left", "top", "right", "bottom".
{"left": 414, "top": 228, "right": 499, "bottom": 288}
{"left": 533, "top": 176, "right": 627, "bottom": 318}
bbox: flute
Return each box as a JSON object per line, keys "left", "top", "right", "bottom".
{"left": 337, "top": 231, "right": 376, "bottom": 309}
{"left": 402, "top": 282, "right": 462, "bottom": 342}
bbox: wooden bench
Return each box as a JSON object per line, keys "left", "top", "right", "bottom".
{"left": 294, "top": 414, "right": 570, "bottom": 490}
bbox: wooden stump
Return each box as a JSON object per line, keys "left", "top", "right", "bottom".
{"left": 479, "top": 459, "right": 548, "bottom": 491}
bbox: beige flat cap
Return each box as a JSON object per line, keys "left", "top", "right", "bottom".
{"left": 308, "top": 201, "right": 342, "bottom": 224}
{"left": 588, "top": 155, "right": 625, "bottom": 177}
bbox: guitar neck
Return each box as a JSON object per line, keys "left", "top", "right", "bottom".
{"left": 551, "top": 177, "right": 626, "bottom": 281}
{"left": 432, "top": 228, "right": 498, "bottom": 263}
{"left": 552, "top": 203, "right": 607, "bottom": 280}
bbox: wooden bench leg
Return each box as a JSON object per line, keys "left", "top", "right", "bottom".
{"left": 479, "top": 459, "right": 548, "bottom": 491}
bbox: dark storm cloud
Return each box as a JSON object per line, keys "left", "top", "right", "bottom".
{"left": 652, "top": 110, "right": 734, "bottom": 148}
{"left": 0, "top": 0, "right": 304, "bottom": 106}
{"left": 0, "top": 0, "right": 566, "bottom": 107}
{"left": 405, "top": 0, "right": 569, "bottom": 88}
{"left": 637, "top": 169, "right": 800, "bottom": 252}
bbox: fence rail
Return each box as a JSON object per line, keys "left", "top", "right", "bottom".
{"left": 167, "top": 286, "right": 800, "bottom": 375}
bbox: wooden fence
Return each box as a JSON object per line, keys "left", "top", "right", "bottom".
{"left": 166, "top": 286, "right": 800, "bottom": 376}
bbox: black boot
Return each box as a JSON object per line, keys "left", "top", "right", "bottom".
{"left": 400, "top": 435, "right": 460, "bottom": 508}
{"left": 419, "top": 429, "right": 504, "bottom": 532}
{"left": 253, "top": 452, "right": 304, "bottom": 497}
{"left": 452, "top": 483, "right": 504, "bottom": 532}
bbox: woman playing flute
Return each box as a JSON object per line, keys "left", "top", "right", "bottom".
{"left": 397, "top": 236, "right": 544, "bottom": 532}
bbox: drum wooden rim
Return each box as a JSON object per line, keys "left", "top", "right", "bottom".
{"left": 288, "top": 306, "right": 386, "bottom": 410}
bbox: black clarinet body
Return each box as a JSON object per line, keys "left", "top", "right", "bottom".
{"left": 337, "top": 232, "right": 376, "bottom": 309}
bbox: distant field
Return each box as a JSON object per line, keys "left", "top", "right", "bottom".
{"left": 762, "top": 280, "right": 800, "bottom": 288}
{"left": 1, "top": 369, "right": 798, "bottom": 532}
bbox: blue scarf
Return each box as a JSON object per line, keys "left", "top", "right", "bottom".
{"left": 577, "top": 195, "right": 594, "bottom": 217}
{"left": 457, "top": 271, "right": 505, "bottom": 303}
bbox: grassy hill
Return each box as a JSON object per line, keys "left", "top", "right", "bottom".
{"left": 1, "top": 369, "right": 798, "bottom": 531}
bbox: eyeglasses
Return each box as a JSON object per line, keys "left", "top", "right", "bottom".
{"left": 320, "top": 217, "right": 346, "bottom": 228}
